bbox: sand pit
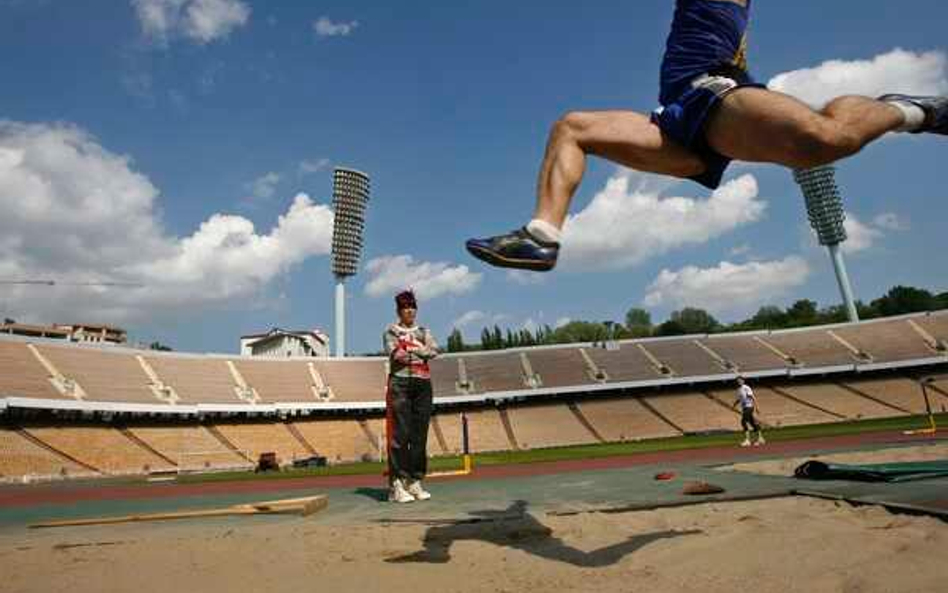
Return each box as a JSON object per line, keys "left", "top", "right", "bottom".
{"left": 2, "top": 496, "right": 946, "bottom": 593}
{"left": 719, "top": 442, "right": 948, "bottom": 477}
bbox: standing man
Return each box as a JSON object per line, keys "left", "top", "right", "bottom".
{"left": 384, "top": 290, "right": 439, "bottom": 503}
{"left": 466, "top": 0, "right": 947, "bottom": 271}
{"left": 732, "top": 376, "right": 764, "bottom": 447}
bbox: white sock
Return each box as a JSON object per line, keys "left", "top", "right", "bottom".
{"left": 885, "top": 99, "right": 926, "bottom": 132}
{"left": 526, "top": 219, "right": 562, "bottom": 244}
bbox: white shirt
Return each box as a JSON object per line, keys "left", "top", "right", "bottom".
{"left": 737, "top": 384, "right": 755, "bottom": 410}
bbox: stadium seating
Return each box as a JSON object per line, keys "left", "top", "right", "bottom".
{"left": 461, "top": 408, "right": 514, "bottom": 453}
{"left": 838, "top": 377, "right": 929, "bottom": 414}
{"left": 525, "top": 347, "right": 594, "bottom": 388}
{"left": 428, "top": 357, "right": 464, "bottom": 397}
{"left": 211, "top": 422, "right": 312, "bottom": 466}
{"left": 641, "top": 392, "right": 738, "bottom": 433}
{"left": 23, "top": 425, "right": 173, "bottom": 474}
{"left": 315, "top": 359, "right": 387, "bottom": 401}
{"left": 461, "top": 352, "right": 531, "bottom": 393}
{"left": 775, "top": 383, "right": 902, "bottom": 420}
{"left": 0, "top": 428, "right": 88, "bottom": 479}
{"left": 291, "top": 418, "right": 381, "bottom": 463}
{"left": 764, "top": 330, "right": 856, "bottom": 366}
{"left": 577, "top": 397, "right": 680, "bottom": 441}
{"left": 505, "top": 402, "right": 599, "bottom": 449}
{"left": 233, "top": 359, "right": 319, "bottom": 402}
{"left": 641, "top": 339, "right": 724, "bottom": 376}
{"left": 705, "top": 386, "right": 838, "bottom": 427}
{"left": 699, "top": 334, "right": 787, "bottom": 372}
{"left": 128, "top": 425, "right": 249, "bottom": 470}
{"left": 833, "top": 319, "right": 934, "bottom": 361}
{"left": 145, "top": 356, "right": 241, "bottom": 403}
{"left": 911, "top": 312, "right": 948, "bottom": 347}
{"left": 37, "top": 344, "right": 158, "bottom": 403}
{"left": 583, "top": 343, "right": 663, "bottom": 382}
{"left": 0, "top": 341, "right": 65, "bottom": 400}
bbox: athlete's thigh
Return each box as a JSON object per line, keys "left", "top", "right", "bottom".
{"left": 704, "top": 87, "right": 824, "bottom": 164}
{"left": 571, "top": 110, "right": 706, "bottom": 178}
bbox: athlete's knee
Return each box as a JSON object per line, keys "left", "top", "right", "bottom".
{"left": 787, "top": 120, "right": 863, "bottom": 168}
{"left": 551, "top": 111, "right": 595, "bottom": 142}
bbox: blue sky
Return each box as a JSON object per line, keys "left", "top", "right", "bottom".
{"left": 0, "top": 0, "right": 946, "bottom": 355}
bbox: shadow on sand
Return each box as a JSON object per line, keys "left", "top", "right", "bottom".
{"left": 385, "top": 500, "right": 701, "bottom": 566}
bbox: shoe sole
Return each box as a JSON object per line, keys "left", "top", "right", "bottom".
{"left": 466, "top": 243, "right": 556, "bottom": 272}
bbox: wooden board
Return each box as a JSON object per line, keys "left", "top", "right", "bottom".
{"left": 30, "top": 494, "right": 328, "bottom": 529}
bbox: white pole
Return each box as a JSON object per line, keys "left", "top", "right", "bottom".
{"left": 827, "top": 244, "right": 859, "bottom": 322}
{"left": 335, "top": 279, "right": 345, "bottom": 357}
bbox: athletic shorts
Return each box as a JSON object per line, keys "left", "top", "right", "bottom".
{"left": 740, "top": 407, "right": 760, "bottom": 431}
{"left": 652, "top": 67, "right": 766, "bottom": 190}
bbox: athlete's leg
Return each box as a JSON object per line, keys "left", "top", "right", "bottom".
{"left": 534, "top": 110, "right": 706, "bottom": 228}
{"left": 705, "top": 87, "right": 904, "bottom": 169}
{"left": 465, "top": 110, "right": 706, "bottom": 271}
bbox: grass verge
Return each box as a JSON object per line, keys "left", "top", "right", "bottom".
{"left": 175, "top": 413, "right": 947, "bottom": 485}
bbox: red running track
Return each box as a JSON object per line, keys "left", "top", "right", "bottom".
{"left": 1, "top": 430, "right": 944, "bottom": 508}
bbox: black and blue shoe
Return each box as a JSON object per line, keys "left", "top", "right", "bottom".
{"left": 465, "top": 227, "right": 560, "bottom": 272}
{"left": 879, "top": 93, "right": 948, "bottom": 135}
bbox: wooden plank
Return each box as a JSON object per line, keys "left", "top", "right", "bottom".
{"left": 30, "top": 494, "right": 328, "bottom": 529}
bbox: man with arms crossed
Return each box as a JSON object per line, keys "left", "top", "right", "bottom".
{"left": 467, "top": 0, "right": 947, "bottom": 271}
{"left": 384, "top": 290, "right": 439, "bottom": 503}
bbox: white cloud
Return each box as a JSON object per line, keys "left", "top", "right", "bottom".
{"left": 299, "top": 158, "right": 330, "bottom": 176}
{"left": 521, "top": 317, "right": 539, "bottom": 334}
{"left": 554, "top": 317, "right": 571, "bottom": 328}
{"left": 132, "top": 0, "right": 251, "bottom": 45}
{"left": 841, "top": 212, "right": 884, "bottom": 254}
{"left": 560, "top": 173, "right": 766, "bottom": 270}
{"left": 246, "top": 171, "right": 281, "bottom": 202}
{"left": 643, "top": 257, "right": 811, "bottom": 314}
{"left": 452, "top": 310, "right": 486, "bottom": 329}
{"left": 728, "top": 243, "right": 752, "bottom": 257}
{"left": 0, "top": 120, "right": 333, "bottom": 323}
{"left": 768, "top": 48, "right": 948, "bottom": 108}
{"left": 313, "top": 16, "right": 358, "bottom": 37}
{"left": 873, "top": 212, "right": 910, "bottom": 232}
{"left": 506, "top": 269, "right": 545, "bottom": 285}
{"left": 364, "top": 255, "right": 481, "bottom": 300}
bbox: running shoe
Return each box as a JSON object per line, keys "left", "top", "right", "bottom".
{"left": 465, "top": 227, "right": 560, "bottom": 271}
{"left": 879, "top": 93, "right": 948, "bottom": 135}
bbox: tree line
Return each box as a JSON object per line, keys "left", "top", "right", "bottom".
{"left": 445, "top": 285, "right": 948, "bottom": 352}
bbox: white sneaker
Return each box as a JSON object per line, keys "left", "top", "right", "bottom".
{"left": 406, "top": 480, "right": 431, "bottom": 501}
{"left": 389, "top": 479, "right": 414, "bottom": 504}
{"left": 754, "top": 435, "right": 766, "bottom": 446}
{"left": 740, "top": 438, "right": 751, "bottom": 447}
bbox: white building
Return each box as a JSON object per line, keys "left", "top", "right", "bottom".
{"left": 0, "top": 321, "right": 126, "bottom": 344}
{"left": 240, "top": 328, "right": 330, "bottom": 358}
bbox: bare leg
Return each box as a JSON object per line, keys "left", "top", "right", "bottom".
{"left": 533, "top": 110, "right": 706, "bottom": 228}
{"left": 705, "top": 87, "right": 904, "bottom": 169}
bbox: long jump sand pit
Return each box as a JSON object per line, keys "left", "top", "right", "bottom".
{"left": 719, "top": 441, "right": 948, "bottom": 477}
{"left": 3, "top": 496, "right": 946, "bottom": 593}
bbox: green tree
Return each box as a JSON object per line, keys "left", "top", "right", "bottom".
{"left": 446, "top": 328, "right": 465, "bottom": 352}
{"left": 785, "top": 299, "right": 818, "bottom": 326}
{"left": 749, "top": 305, "right": 787, "bottom": 329}
{"left": 667, "top": 307, "right": 719, "bottom": 334}
{"left": 624, "top": 308, "right": 652, "bottom": 337}
{"left": 551, "top": 321, "right": 608, "bottom": 344}
{"left": 871, "top": 285, "right": 938, "bottom": 317}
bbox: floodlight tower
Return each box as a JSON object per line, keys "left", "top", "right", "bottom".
{"left": 793, "top": 165, "right": 858, "bottom": 322}
{"left": 330, "top": 167, "right": 371, "bottom": 358}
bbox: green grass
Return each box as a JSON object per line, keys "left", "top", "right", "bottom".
{"left": 174, "top": 413, "right": 947, "bottom": 485}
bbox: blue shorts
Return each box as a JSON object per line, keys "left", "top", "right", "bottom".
{"left": 652, "top": 68, "right": 765, "bottom": 190}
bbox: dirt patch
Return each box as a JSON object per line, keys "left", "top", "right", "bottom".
{"left": 2, "top": 497, "right": 946, "bottom": 593}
